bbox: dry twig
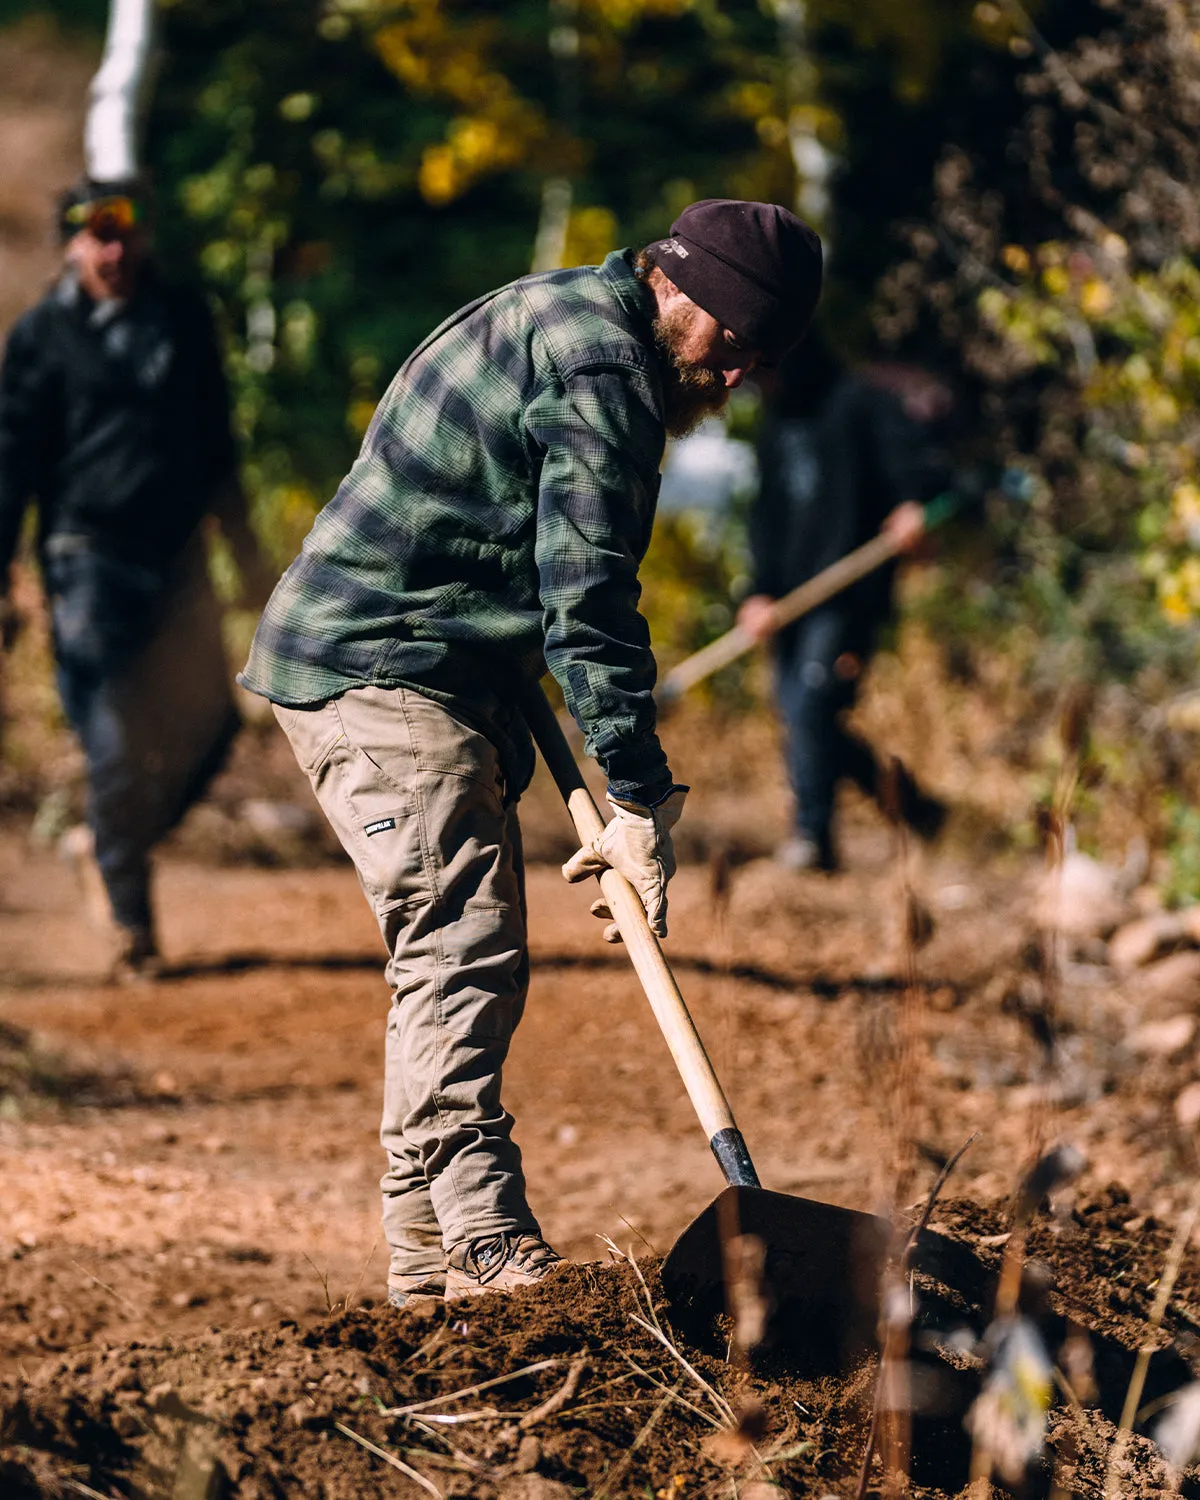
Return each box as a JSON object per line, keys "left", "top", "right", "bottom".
{"left": 621, "top": 1353, "right": 724, "bottom": 1431}
{"left": 629, "top": 1312, "right": 736, "bottom": 1426}
{"left": 66, "top": 1257, "right": 140, "bottom": 1316}
{"left": 63, "top": 1480, "right": 113, "bottom": 1500}
{"left": 334, "top": 1421, "right": 441, "bottom": 1497}
{"left": 853, "top": 759, "right": 937, "bottom": 1498}
{"left": 856, "top": 1130, "right": 979, "bottom": 1500}
{"left": 1104, "top": 1182, "right": 1200, "bottom": 1498}
{"left": 903, "top": 1132, "right": 980, "bottom": 1259}
{"left": 342, "top": 1233, "right": 380, "bottom": 1313}
{"left": 518, "top": 1356, "right": 588, "bottom": 1430}
{"left": 405, "top": 1417, "right": 485, "bottom": 1471}
{"left": 598, "top": 1233, "right": 665, "bottom": 1336}
{"left": 302, "top": 1252, "right": 335, "bottom": 1316}
{"left": 406, "top": 1408, "right": 499, "bottom": 1425}
{"left": 614, "top": 1212, "right": 659, "bottom": 1256}
{"left": 382, "top": 1358, "right": 561, "bottom": 1417}
{"left": 591, "top": 1383, "right": 680, "bottom": 1500}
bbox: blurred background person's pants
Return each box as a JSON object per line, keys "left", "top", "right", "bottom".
{"left": 47, "top": 534, "right": 237, "bottom": 943}
{"left": 774, "top": 605, "right": 945, "bottom": 872}
{"left": 774, "top": 606, "right": 877, "bottom": 872}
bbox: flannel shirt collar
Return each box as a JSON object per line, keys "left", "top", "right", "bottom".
{"left": 599, "top": 248, "right": 657, "bottom": 341}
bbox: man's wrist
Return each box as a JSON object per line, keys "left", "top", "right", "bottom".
{"left": 607, "top": 778, "right": 682, "bottom": 811}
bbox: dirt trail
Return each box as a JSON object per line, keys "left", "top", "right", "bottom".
{"left": 2, "top": 794, "right": 1200, "bottom": 1494}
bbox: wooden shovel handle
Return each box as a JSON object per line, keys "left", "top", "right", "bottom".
{"left": 522, "top": 684, "right": 760, "bottom": 1190}
{"left": 658, "top": 529, "right": 900, "bottom": 707}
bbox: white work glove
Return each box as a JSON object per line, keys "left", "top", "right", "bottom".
{"left": 562, "top": 787, "right": 687, "bottom": 941}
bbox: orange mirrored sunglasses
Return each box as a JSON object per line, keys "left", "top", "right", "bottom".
{"left": 65, "top": 196, "right": 141, "bottom": 241}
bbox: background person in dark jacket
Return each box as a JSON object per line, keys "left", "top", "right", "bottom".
{"left": 0, "top": 177, "right": 270, "bottom": 976}
{"left": 738, "top": 333, "right": 948, "bottom": 872}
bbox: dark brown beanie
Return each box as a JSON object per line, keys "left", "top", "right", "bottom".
{"left": 645, "top": 198, "right": 823, "bottom": 359}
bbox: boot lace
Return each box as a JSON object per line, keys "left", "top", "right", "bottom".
{"left": 461, "top": 1233, "right": 559, "bottom": 1284}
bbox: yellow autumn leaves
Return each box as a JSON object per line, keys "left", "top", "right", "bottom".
{"left": 981, "top": 241, "right": 1200, "bottom": 623}
{"left": 367, "top": 0, "right": 694, "bottom": 210}
{"left": 370, "top": 3, "right": 549, "bottom": 205}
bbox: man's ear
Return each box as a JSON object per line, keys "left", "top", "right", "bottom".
{"left": 647, "top": 265, "right": 685, "bottom": 314}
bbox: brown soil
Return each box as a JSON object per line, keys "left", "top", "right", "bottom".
{"left": 2, "top": 721, "right": 1200, "bottom": 1497}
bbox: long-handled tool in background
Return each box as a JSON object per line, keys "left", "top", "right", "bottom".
{"left": 523, "top": 685, "right": 889, "bottom": 1366}
{"left": 657, "top": 490, "right": 963, "bottom": 711}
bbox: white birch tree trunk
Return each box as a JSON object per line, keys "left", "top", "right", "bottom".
{"left": 771, "top": 0, "right": 834, "bottom": 235}
{"left": 85, "top": 0, "right": 157, "bottom": 183}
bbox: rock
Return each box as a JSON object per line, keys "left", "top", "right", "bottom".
{"left": 1040, "top": 852, "right": 1131, "bottom": 940}
{"left": 1129, "top": 1015, "right": 1196, "bottom": 1057}
{"left": 499, "top": 1478, "right": 575, "bottom": 1500}
{"left": 1141, "top": 950, "right": 1200, "bottom": 1004}
{"left": 113, "top": 1409, "right": 142, "bottom": 1439}
{"left": 285, "top": 1398, "right": 315, "bottom": 1429}
{"left": 739, "top": 1487, "right": 788, "bottom": 1500}
{"left": 512, "top": 1435, "right": 542, "bottom": 1474}
{"left": 934, "top": 883, "right": 972, "bottom": 911}
{"left": 240, "top": 799, "right": 315, "bottom": 837}
{"left": 1108, "top": 912, "right": 1187, "bottom": 970}
{"left": 169, "top": 1289, "right": 208, "bottom": 1309}
{"left": 1175, "top": 1081, "right": 1200, "bottom": 1129}
{"left": 1131, "top": 883, "right": 1166, "bottom": 915}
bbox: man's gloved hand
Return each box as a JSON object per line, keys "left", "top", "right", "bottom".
{"left": 882, "top": 499, "right": 926, "bottom": 554}
{"left": 562, "top": 787, "right": 687, "bottom": 940}
{"left": 736, "top": 593, "right": 778, "bottom": 644}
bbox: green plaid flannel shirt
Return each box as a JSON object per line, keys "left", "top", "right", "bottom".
{"left": 240, "top": 249, "right": 674, "bottom": 803}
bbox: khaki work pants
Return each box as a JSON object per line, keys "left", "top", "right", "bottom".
{"left": 274, "top": 685, "right": 541, "bottom": 1286}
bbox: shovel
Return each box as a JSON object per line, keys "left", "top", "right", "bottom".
{"left": 522, "top": 685, "right": 890, "bottom": 1367}
{"left": 656, "top": 488, "right": 964, "bottom": 711}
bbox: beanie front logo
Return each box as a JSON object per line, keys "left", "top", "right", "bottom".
{"left": 666, "top": 238, "right": 689, "bottom": 257}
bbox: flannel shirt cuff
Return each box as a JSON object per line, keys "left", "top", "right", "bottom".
{"left": 605, "top": 770, "right": 677, "bottom": 808}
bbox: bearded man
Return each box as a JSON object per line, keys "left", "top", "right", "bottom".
{"left": 240, "top": 199, "right": 822, "bottom": 1306}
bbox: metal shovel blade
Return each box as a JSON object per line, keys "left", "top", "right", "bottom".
{"left": 661, "top": 1185, "right": 891, "bottom": 1370}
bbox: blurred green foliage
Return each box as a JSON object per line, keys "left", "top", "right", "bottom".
{"left": 142, "top": 0, "right": 789, "bottom": 555}
{"left": 978, "top": 248, "right": 1200, "bottom": 629}
{"left": 2, "top": 0, "right": 1021, "bottom": 556}
{"left": 1161, "top": 796, "right": 1200, "bottom": 909}
{"left": 132, "top": 0, "right": 1012, "bottom": 551}
{"left": 0, "top": 0, "right": 105, "bottom": 29}
{"left": 31, "top": 0, "right": 1199, "bottom": 864}
{"left": 876, "top": 0, "right": 1200, "bottom": 872}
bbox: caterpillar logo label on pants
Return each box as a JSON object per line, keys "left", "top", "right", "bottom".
{"left": 364, "top": 817, "right": 396, "bottom": 836}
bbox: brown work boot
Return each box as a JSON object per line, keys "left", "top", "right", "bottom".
{"left": 387, "top": 1270, "right": 447, "bottom": 1310}
{"left": 445, "top": 1233, "right": 562, "bottom": 1299}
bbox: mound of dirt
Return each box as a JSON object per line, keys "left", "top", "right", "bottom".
{"left": 0, "top": 1020, "right": 150, "bottom": 1112}
{"left": 2, "top": 1195, "right": 1199, "bottom": 1499}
